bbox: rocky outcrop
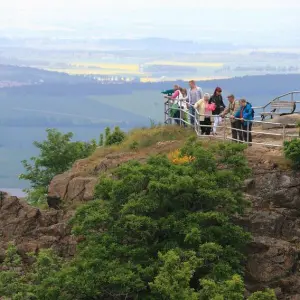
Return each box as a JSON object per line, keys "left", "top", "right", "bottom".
{"left": 0, "top": 192, "right": 76, "bottom": 260}
{"left": 241, "top": 170, "right": 300, "bottom": 299}
{"left": 262, "top": 114, "right": 300, "bottom": 130}
{"left": 48, "top": 152, "right": 142, "bottom": 203}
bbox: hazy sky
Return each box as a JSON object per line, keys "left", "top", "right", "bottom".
{"left": 1, "top": 0, "right": 300, "bottom": 44}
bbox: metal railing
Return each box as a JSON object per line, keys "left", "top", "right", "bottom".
{"left": 253, "top": 91, "right": 300, "bottom": 119}
{"left": 164, "top": 99, "right": 299, "bottom": 147}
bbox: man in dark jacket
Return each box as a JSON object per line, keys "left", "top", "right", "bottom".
{"left": 209, "top": 87, "right": 225, "bottom": 135}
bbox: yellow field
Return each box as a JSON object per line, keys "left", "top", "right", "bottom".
{"left": 71, "top": 63, "right": 140, "bottom": 72}
{"left": 45, "top": 61, "right": 223, "bottom": 77}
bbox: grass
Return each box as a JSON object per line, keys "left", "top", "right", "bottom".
{"left": 81, "top": 125, "right": 196, "bottom": 174}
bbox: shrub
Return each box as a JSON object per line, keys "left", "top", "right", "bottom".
{"left": 105, "top": 126, "right": 126, "bottom": 146}
{"left": 50, "top": 141, "right": 251, "bottom": 299}
{"left": 284, "top": 138, "right": 300, "bottom": 169}
{"left": 1, "top": 140, "right": 276, "bottom": 299}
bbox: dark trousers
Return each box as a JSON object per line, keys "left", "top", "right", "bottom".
{"left": 173, "top": 110, "right": 180, "bottom": 125}
{"left": 189, "top": 106, "right": 196, "bottom": 125}
{"left": 200, "top": 117, "right": 211, "bottom": 135}
{"left": 242, "top": 122, "right": 252, "bottom": 143}
{"left": 231, "top": 120, "right": 243, "bottom": 142}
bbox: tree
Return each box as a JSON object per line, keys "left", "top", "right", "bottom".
{"left": 99, "top": 133, "right": 104, "bottom": 146}
{"left": 20, "top": 129, "right": 97, "bottom": 204}
{"left": 105, "top": 126, "right": 126, "bottom": 146}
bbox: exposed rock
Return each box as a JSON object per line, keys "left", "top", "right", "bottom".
{"left": 0, "top": 192, "right": 74, "bottom": 258}
{"left": 262, "top": 114, "right": 300, "bottom": 130}
{"left": 48, "top": 152, "right": 137, "bottom": 203}
{"left": 246, "top": 236, "right": 299, "bottom": 283}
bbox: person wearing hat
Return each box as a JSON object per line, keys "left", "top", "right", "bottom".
{"left": 221, "top": 94, "right": 242, "bottom": 142}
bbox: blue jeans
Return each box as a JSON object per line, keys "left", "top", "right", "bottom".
{"left": 189, "top": 106, "right": 196, "bottom": 125}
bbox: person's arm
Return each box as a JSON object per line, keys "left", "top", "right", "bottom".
{"left": 198, "top": 87, "right": 203, "bottom": 100}
{"left": 221, "top": 106, "right": 229, "bottom": 116}
{"left": 234, "top": 109, "right": 241, "bottom": 119}
{"left": 187, "top": 89, "right": 191, "bottom": 105}
{"left": 220, "top": 96, "right": 226, "bottom": 108}
{"left": 194, "top": 99, "right": 202, "bottom": 109}
{"left": 170, "top": 90, "right": 180, "bottom": 100}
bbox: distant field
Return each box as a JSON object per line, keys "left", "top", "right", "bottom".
{"left": 46, "top": 61, "right": 223, "bottom": 78}
{"left": 144, "top": 61, "right": 224, "bottom": 67}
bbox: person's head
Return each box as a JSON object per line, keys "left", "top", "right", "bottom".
{"left": 240, "top": 99, "right": 247, "bottom": 107}
{"left": 189, "top": 80, "right": 196, "bottom": 89}
{"left": 174, "top": 84, "right": 180, "bottom": 90}
{"left": 214, "top": 87, "right": 222, "bottom": 96}
{"left": 227, "top": 94, "right": 235, "bottom": 103}
{"left": 204, "top": 93, "right": 210, "bottom": 101}
{"left": 181, "top": 88, "right": 187, "bottom": 96}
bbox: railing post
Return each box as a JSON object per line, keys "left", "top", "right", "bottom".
{"left": 223, "top": 117, "right": 227, "bottom": 142}
{"left": 246, "top": 121, "right": 250, "bottom": 144}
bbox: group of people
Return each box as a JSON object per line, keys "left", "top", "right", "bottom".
{"left": 163, "top": 80, "right": 254, "bottom": 144}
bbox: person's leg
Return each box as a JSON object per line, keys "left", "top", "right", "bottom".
{"left": 213, "top": 116, "right": 220, "bottom": 134}
{"left": 243, "top": 122, "right": 253, "bottom": 144}
{"left": 189, "top": 106, "right": 195, "bottom": 126}
{"left": 231, "top": 121, "right": 238, "bottom": 142}
{"left": 237, "top": 121, "right": 244, "bottom": 142}
{"left": 174, "top": 110, "right": 180, "bottom": 125}
{"left": 205, "top": 118, "right": 212, "bottom": 135}
{"left": 248, "top": 123, "right": 253, "bottom": 144}
{"left": 200, "top": 121, "right": 205, "bottom": 135}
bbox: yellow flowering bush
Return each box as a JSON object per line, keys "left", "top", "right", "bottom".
{"left": 168, "top": 149, "right": 195, "bottom": 165}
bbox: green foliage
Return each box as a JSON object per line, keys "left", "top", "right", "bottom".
{"left": 105, "top": 126, "right": 126, "bottom": 146}
{"left": 20, "top": 129, "right": 97, "bottom": 204}
{"left": 129, "top": 140, "right": 139, "bottom": 150}
{"left": 99, "top": 133, "right": 104, "bottom": 146}
{"left": 248, "top": 289, "right": 277, "bottom": 300}
{"left": 100, "top": 126, "right": 126, "bottom": 146}
{"left": 1, "top": 140, "right": 276, "bottom": 299}
{"left": 284, "top": 138, "right": 300, "bottom": 169}
{"left": 0, "top": 244, "right": 63, "bottom": 299}
{"left": 53, "top": 141, "right": 251, "bottom": 299}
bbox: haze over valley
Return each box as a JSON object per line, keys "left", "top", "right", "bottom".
{"left": 0, "top": 0, "right": 300, "bottom": 192}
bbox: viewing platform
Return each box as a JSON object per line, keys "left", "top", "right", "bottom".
{"left": 164, "top": 91, "right": 300, "bottom": 148}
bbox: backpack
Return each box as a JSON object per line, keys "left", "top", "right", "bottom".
{"left": 247, "top": 102, "right": 255, "bottom": 118}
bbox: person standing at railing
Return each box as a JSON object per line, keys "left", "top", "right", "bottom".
{"left": 234, "top": 99, "right": 254, "bottom": 145}
{"left": 209, "top": 87, "right": 225, "bottom": 135}
{"left": 187, "top": 80, "right": 203, "bottom": 126}
{"left": 164, "top": 85, "right": 183, "bottom": 125}
{"left": 194, "top": 93, "right": 216, "bottom": 135}
{"left": 221, "top": 94, "right": 242, "bottom": 142}
{"left": 180, "top": 88, "right": 189, "bottom": 125}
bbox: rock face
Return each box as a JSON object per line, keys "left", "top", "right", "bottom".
{"left": 0, "top": 192, "right": 76, "bottom": 260}
{"left": 241, "top": 170, "right": 300, "bottom": 299}
{"left": 262, "top": 114, "right": 300, "bottom": 130}
{"left": 48, "top": 152, "right": 138, "bottom": 203}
